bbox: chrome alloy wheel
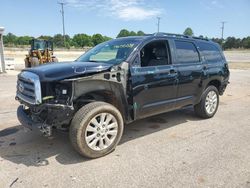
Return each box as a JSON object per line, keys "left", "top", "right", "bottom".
{"left": 85, "top": 113, "right": 118, "bottom": 151}
{"left": 205, "top": 90, "right": 218, "bottom": 114}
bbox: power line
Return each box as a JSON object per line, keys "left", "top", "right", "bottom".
{"left": 221, "top": 21, "right": 226, "bottom": 40}
{"left": 58, "top": 2, "right": 67, "bottom": 45}
{"left": 157, "top": 17, "right": 161, "bottom": 33}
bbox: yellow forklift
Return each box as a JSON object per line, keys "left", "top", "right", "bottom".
{"left": 24, "top": 39, "right": 58, "bottom": 68}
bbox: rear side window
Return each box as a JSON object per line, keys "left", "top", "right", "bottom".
{"left": 174, "top": 40, "right": 200, "bottom": 64}
{"left": 198, "top": 42, "right": 223, "bottom": 63}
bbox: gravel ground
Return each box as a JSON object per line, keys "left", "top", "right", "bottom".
{"left": 0, "top": 69, "right": 250, "bottom": 188}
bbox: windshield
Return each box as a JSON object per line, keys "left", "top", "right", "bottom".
{"left": 32, "top": 40, "right": 46, "bottom": 50}
{"left": 76, "top": 39, "right": 140, "bottom": 65}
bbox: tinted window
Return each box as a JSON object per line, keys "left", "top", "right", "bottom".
{"left": 198, "top": 42, "right": 223, "bottom": 63}
{"left": 175, "top": 41, "right": 200, "bottom": 64}
{"left": 140, "top": 40, "right": 171, "bottom": 67}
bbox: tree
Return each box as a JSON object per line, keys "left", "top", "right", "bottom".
{"left": 183, "top": 27, "right": 194, "bottom": 36}
{"left": 92, "top": 34, "right": 104, "bottom": 46}
{"left": 137, "top": 31, "right": 145, "bottom": 36}
{"left": 38, "top": 35, "right": 53, "bottom": 41}
{"left": 16, "top": 36, "right": 32, "bottom": 45}
{"left": 129, "top": 31, "right": 137, "bottom": 36}
{"left": 72, "top": 34, "right": 92, "bottom": 47}
{"left": 103, "top": 36, "right": 112, "bottom": 42}
{"left": 242, "top": 37, "right": 250, "bottom": 49}
{"left": 3, "top": 33, "right": 17, "bottom": 45}
{"left": 223, "top": 37, "right": 241, "bottom": 49}
{"left": 211, "top": 38, "right": 223, "bottom": 46}
{"left": 117, "top": 29, "right": 130, "bottom": 38}
{"left": 53, "top": 34, "right": 64, "bottom": 47}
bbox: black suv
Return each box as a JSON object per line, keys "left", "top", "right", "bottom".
{"left": 16, "top": 33, "right": 230, "bottom": 158}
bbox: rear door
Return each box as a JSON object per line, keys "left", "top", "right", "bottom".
{"left": 130, "top": 39, "right": 178, "bottom": 119}
{"left": 173, "top": 40, "right": 203, "bottom": 107}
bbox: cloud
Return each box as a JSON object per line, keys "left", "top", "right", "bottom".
{"left": 200, "top": 0, "right": 224, "bottom": 10}
{"left": 64, "top": 0, "right": 161, "bottom": 21}
{"left": 117, "top": 6, "right": 161, "bottom": 21}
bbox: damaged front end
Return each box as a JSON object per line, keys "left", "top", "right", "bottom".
{"left": 15, "top": 62, "right": 130, "bottom": 136}
{"left": 16, "top": 71, "right": 75, "bottom": 136}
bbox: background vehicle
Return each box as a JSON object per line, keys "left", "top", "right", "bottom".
{"left": 16, "top": 33, "right": 230, "bottom": 158}
{"left": 24, "top": 39, "right": 58, "bottom": 68}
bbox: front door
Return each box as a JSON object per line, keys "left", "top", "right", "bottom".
{"left": 130, "top": 40, "right": 178, "bottom": 119}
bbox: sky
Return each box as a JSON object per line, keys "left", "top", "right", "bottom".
{"left": 0, "top": 0, "right": 249, "bottom": 38}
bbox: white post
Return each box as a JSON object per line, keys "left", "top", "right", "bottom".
{"left": 0, "top": 27, "right": 6, "bottom": 73}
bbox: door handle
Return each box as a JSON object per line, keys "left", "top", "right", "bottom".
{"left": 203, "top": 65, "right": 207, "bottom": 70}
{"left": 169, "top": 69, "right": 177, "bottom": 74}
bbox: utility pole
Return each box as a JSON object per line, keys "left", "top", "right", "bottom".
{"left": 221, "top": 21, "right": 226, "bottom": 40}
{"left": 0, "top": 27, "right": 5, "bottom": 73}
{"left": 157, "top": 17, "right": 161, "bottom": 33}
{"left": 58, "top": 2, "right": 66, "bottom": 46}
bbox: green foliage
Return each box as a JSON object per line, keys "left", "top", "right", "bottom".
{"left": 92, "top": 34, "right": 104, "bottom": 46}
{"left": 3, "top": 33, "right": 17, "bottom": 45}
{"left": 2, "top": 30, "right": 250, "bottom": 50}
{"left": 183, "top": 27, "right": 194, "bottom": 36}
{"left": 38, "top": 35, "right": 53, "bottom": 41}
{"left": 129, "top": 31, "right": 137, "bottom": 36}
{"left": 211, "top": 38, "right": 223, "bottom": 46}
{"left": 72, "top": 34, "right": 92, "bottom": 48}
{"left": 137, "top": 31, "right": 145, "bottom": 36}
{"left": 241, "top": 37, "right": 250, "bottom": 48}
{"left": 15, "top": 36, "right": 32, "bottom": 45}
{"left": 117, "top": 29, "right": 145, "bottom": 38}
{"left": 103, "top": 36, "right": 112, "bottom": 42}
{"left": 53, "top": 34, "right": 64, "bottom": 47}
{"left": 117, "top": 29, "right": 130, "bottom": 38}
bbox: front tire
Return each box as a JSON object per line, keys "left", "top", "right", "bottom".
{"left": 194, "top": 86, "right": 219, "bottom": 119}
{"left": 69, "top": 102, "right": 124, "bottom": 158}
{"left": 30, "top": 57, "right": 39, "bottom": 67}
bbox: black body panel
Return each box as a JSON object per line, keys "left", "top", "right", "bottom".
{"left": 16, "top": 34, "right": 230, "bottom": 131}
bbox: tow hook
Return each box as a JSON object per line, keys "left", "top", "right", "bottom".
{"left": 38, "top": 124, "right": 52, "bottom": 137}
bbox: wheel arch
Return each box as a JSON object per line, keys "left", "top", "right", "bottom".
{"left": 206, "top": 79, "right": 224, "bottom": 95}
{"left": 73, "top": 80, "right": 131, "bottom": 123}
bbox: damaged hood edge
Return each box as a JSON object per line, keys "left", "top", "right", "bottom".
{"left": 24, "top": 61, "right": 113, "bottom": 82}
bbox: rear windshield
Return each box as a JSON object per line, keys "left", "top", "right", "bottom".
{"left": 76, "top": 39, "right": 140, "bottom": 65}
{"left": 198, "top": 42, "right": 223, "bottom": 63}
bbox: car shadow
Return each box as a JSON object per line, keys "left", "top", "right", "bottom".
{"left": 0, "top": 107, "right": 202, "bottom": 166}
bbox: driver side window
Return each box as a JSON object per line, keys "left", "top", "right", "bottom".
{"left": 140, "top": 40, "right": 171, "bottom": 67}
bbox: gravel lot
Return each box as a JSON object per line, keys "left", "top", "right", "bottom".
{"left": 0, "top": 69, "right": 250, "bottom": 188}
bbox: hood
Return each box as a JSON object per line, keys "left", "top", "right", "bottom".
{"left": 26, "top": 61, "right": 112, "bottom": 81}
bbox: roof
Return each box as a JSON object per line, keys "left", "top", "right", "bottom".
{"left": 115, "top": 32, "right": 213, "bottom": 43}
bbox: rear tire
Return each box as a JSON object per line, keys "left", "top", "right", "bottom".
{"left": 194, "top": 86, "right": 219, "bottom": 119}
{"left": 69, "top": 102, "right": 124, "bottom": 158}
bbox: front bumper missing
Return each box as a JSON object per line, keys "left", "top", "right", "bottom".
{"left": 17, "top": 105, "right": 52, "bottom": 136}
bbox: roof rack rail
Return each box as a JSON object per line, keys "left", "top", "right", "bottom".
{"left": 147, "top": 32, "right": 210, "bottom": 41}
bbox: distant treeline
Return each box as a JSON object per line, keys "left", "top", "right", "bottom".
{"left": 3, "top": 33, "right": 112, "bottom": 49}
{"left": 3, "top": 28, "right": 250, "bottom": 49}
{"left": 210, "top": 37, "right": 250, "bottom": 49}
